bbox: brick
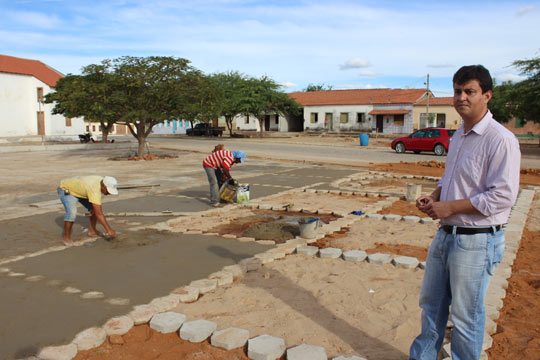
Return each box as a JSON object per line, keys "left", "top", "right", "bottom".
{"left": 103, "top": 315, "right": 134, "bottom": 336}
{"left": 296, "top": 245, "right": 319, "bottom": 256}
{"left": 332, "top": 356, "right": 368, "bottom": 360}
{"left": 128, "top": 304, "right": 158, "bottom": 325}
{"left": 73, "top": 327, "right": 107, "bottom": 351}
{"left": 172, "top": 286, "right": 200, "bottom": 303}
{"left": 248, "top": 334, "right": 286, "bottom": 360}
{"left": 239, "top": 257, "right": 263, "bottom": 271}
{"left": 343, "top": 250, "right": 367, "bottom": 262}
{"left": 287, "top": 344, "right": 327, "bottom": 360}
{"left": 222, "top": 264, "right": 247, "bottom": 277}
{"left": 37, "top": 344, "right": 77, "bottom": 360}
{"left": 365, "top": 214, "right": 383, "bottom": 220}
{"left": 189, "top": 279, "right": 218, "bottom": 294}
{"left": 81, "top": 291, "right": 105, "bottom": 299}
{"left": 402, "top": 216, "right": 420, "bottom": 223}
{"left": 383, "top": 214, "right": 402, "bottom": 221}
{"left": 392, "top": 256, "right": 419, "bottom": 269}
{"left": 420, "top": 217, "right": 435, "bottom": 224}
{"left": 179, "top": 319, "right": 217, "bottom": 343}
{"left": 319, "top": 247, "right": 342, "bottom": 259}
{"left": 149, "top": 294, "right": 181, "bottom": 312}
{"left": 209, "top": 271, "right": 234, "bottom": 286}
{"left": 211, "top": 327, "right": 250, "bottom": 350}
{"left": 367, "top": 253, "right": 392, "bottom": 264}
{"left": 150, "top": 312, "right": 186, "bottom": 333}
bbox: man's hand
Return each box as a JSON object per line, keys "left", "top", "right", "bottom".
{"left": 423, "top": 201, "right": 455, "bottom": 220}
{"left": 416, "top": 196, "right": 433, "bottom": 212}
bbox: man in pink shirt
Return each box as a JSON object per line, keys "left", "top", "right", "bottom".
{"left": 409, "top": 65, "right": 520, "bottom": 360}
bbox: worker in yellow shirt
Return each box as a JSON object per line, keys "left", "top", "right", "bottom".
{"left": 58, "top": 176, "right": 118, "bottom": 246}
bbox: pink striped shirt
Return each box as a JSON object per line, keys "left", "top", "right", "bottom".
{"left": 203, "top": 150, "right": 234, "bottom": 170}
{"left": 438, "top": 111, "right": 521, "bottom": 226}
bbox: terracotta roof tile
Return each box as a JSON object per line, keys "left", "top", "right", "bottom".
{"left": 0, "top": 54, "right": 63, "bottom": 87}
{"left": 368, "top": 109, "right": 410, "bottom": 115}
{"left": 289, "top": 88, "right": 427, "bottom": 106}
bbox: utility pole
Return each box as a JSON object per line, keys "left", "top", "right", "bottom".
{"left": 426, "top": 73, "right": 430, "bottom": 123}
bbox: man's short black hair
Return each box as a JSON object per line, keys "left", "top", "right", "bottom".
{"left": 453, "top": 65, "right": 493, "bottom": 93}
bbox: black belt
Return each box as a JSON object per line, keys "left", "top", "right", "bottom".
{"left": 441, "top": 225, "right": 501, "bottom": 235}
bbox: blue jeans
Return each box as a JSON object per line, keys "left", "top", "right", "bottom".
{"left": 57, "top": 187, "right": 93, "bottom": 222}
{"left": 203, "top": 166, "right": 220, "bottom": 204}
{"left": 409, "top": 227, "right": 505, "bottom": 360}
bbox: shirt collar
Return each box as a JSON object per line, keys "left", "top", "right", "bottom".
{"left": 467, "top": 110, "right": 492, "bottom": 135}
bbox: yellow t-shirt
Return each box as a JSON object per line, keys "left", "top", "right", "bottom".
{"left": 60, "top": 176, "right": 103, "bottom": 205}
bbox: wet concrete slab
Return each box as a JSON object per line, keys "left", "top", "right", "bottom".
{"left": 280, "top": 167, "right": 358, "bottom": 179}
{"left": 1, "top": 232, "right": 271, "bottom": 359}
{"left": 0, "top": 274, "right": 131, "bottom": 359}
{"left": 104, "top": 194, "right": 211, "bottom": 213}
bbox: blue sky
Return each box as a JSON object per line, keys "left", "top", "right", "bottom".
{"left": 1, "top": 0, "right": 539, "bottom": 96}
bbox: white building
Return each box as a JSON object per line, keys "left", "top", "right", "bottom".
{"left": 0, "top": 54, "right": 85, "bottom": 138}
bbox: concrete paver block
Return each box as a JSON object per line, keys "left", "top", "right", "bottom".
{"left": 63, "top": 286, "right": 82, "bottom": 294}
{"left": 37, "top": 344, "right": 77, "bottom": 360}
{"left": 239, "top": 257, "right": 263, "bottom": 271}
{"left": 383, "top": 214, "right": 402, "bottom": 221}
{"left": 209, "top": 270, "right": 234, "bottom": 286}
{"left": 256, "top": 240, "right": 276, "bottom": 245}
{"left": 258, "top": 204, "right": 273, "bottom": 210}
{"left": 105, "top": 297, "right": 130, "bottom": 306}
{"left": 365, "top": 214, "right": 383, "bottom": 220}
{"left": 296, "top": 245, "right": 319, "bottom": 256}
{"left": 150, "top": 312, "right": 186, "bottom": 333}
{"left": 179, "top": 319, "right": 217, "bottom": 343}
{"left": 129, "top": 304, "right": 158, "bottom": 325}
{"left": 81, "top": 291, "right": 105, "bottom": 299}
{"left": 172, "top": 286, "right": 200, "bottom": 303}
{"left": 103, "top": 315, "right": 134, "bottom": 336}
{"left": 238, "top": 236, "right": 256, "bottom": 242}
{"left": 222, "top": 234, "right": 237, "bottom": 239}
{"left": 248, "top": 334, "right": 286, "bottom": 360}
{"left": 211, "top": 327, "right": 250, "bottom": 350}
{"left": 367, "top": 253, "right": 393, "bottom": 264}
{"left": 402, "top": 216, "right": 420, "bottom": 223}
{"left": 189, "top": 279, "right": 218, "bottom": 294}
{"left": 73, "top": 327, "right": 107, "bottom": 351}
{"left": 343, "top": 250, "right": 367, "bottom": 262}
{"left": 287, "top": 344, "right": 327, "bottom": 360}
{"left": 333, "top": 356, "right": 367, "bottom": 360}
{"left": 25, "top": 275, "right": 45, "bottom": 282}
{"left": 319, "top": 247, "right": 342, "bottom": 259}
{"left": 420, "top": 217, "right": 435, "bottom": 224}
{"left": 392, "top": 256, "right": 419, "bottom": 269}
{"left": 254, "top": 252, "right": 276, "bottom": 264}
{"left": 222, "top": 264, "right": 247, "bottom": 277}
{"left": 149, "top": 294, "right": 181, "bottom": 312}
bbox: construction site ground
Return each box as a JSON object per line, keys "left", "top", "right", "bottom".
{"left": 0, "top": 135, "right": 539, "bottom": 360}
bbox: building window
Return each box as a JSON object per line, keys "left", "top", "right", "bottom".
{"left": 275, "top": 116, "right": 279, "bottom": 124}
{"left": 245, "top": 115, "right": 250, "bottom": 124}
{"left": 340, "top": 112, "right": 349, "bottom": 123}
{"left": 310, "top": 113, "right": 318, "bottom": 123}
{"left": 92, "top": 125, "right": 96, "bottom": 132}
{"left": 515, "top": 117, "right": 524, "bottom": 128}
{"left": 37, "top": 87, "right": 44, "bottom": 102}
{"left": 86, "top": 125, "right": 90, "bottom": 132}
{"left": 356, "top": 113, "right": 365, "bottom": 123}
{"left": 394, "top": 114, "right": 404, "bottom": 126}
{"left": 65, "top": 117, "right": 72, "bottom": 127}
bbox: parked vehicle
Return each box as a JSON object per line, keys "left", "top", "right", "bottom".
{"left": 186, "top": 123, "right": 224, "bottom": 136}
{"left": 78, "top": 133, "right": 95, "bottom": 143}
{"left": 391, "top": 128, "right": 456, "bottom": 156}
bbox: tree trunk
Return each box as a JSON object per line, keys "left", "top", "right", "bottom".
{"left": 136, "top": 123, "right": 147, "bottom": 157}
{"left": 258, "top": 117, "right": 264, "bottom": 138}
{"left": 226, "top": 116, "right": 233, "bottom": 136}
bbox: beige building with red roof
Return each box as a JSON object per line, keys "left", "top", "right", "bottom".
{"left": 289, "top": 88, "right": 431, "bottom": 134}
{"left": 413, "top": 97, "right": 462, "bottom": 130}
{"left": 0, "top": 54, "right": 85, "bottom": 137}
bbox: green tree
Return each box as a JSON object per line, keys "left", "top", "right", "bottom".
{"left": 239, "top": 76, "right": 301, "bottom": 138}
{"left": 177, "top": 72, "right": 222, "bottom": 131}
{"left": 210, "top": 71, "right": 249, "bottom": 136}
{"left": 303, "top": 83, "right": 333, "bottom": 92}
{"left": 45, "top": 62, "right": 120, "bottom": 143}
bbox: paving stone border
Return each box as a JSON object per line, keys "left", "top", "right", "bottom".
{"left": 19, "top": 180, "right": 535, "bottom": 360}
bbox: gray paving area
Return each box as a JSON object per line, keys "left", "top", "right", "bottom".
{"left": 0, "top": 153, "right": 362, "bottom": 359}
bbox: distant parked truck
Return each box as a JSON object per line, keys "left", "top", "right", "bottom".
{"left": 186, "top": 123, "right": 224, "bottom": 136}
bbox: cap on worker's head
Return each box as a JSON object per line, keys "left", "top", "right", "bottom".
{"left": 232, "top": 150, "right": 246, "bottom": 163}
{"left": 102, "top": 176, "right": 119, "bottom": 195}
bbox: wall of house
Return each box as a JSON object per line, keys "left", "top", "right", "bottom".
{"left": 412, "top": 104, "right": 461, "bottom": 130}
{"left": 0, "top": 72, "right": 84, "bottom": 137}
{"left": 370, "top": 104, "right": 414, "bottom": 134}
{"left": 502, "top": 117, "right": 540, "bottom": 136}
{"left": 303, "top": 105, "right": 373, "bottom": 131}
{"left": 151, "top": 120, "right": 190, "bottom": 134}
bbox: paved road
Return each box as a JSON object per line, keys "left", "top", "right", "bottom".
{"left": 149, "top": 136, "right": 540, "bottom": 169}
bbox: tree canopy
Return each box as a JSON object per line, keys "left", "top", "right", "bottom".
{"left": 303, "top": 83, "right": 333, "bottom": 92}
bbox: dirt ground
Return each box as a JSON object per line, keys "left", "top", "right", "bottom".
{"left": 35, "top": 161, "right": 540, "bottom": 359}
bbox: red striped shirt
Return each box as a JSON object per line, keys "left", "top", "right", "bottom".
{"left": 203, "top": 150, "right": 234, "bottom": 170}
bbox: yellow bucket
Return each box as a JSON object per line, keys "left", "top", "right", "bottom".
{"left": 220, "top": 183, "right": 237, "bottom": 202}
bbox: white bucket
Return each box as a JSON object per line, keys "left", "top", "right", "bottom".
{"left": 298, "top": 217, "right": 320, "bottom": 239}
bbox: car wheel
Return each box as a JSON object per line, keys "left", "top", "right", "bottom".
{"left": 395, "top": 142, "right": 405, "bottom": 154}
{"left": 413, "top": 150, "right": 420, "bottom": 154}
{"left": 434, "top": 144, "right": 445, "bottom": 156}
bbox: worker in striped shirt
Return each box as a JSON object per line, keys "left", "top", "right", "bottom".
{"left": 203, "top": 149, "right": 246, "bottom": 207}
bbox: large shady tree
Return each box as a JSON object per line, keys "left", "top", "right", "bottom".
{"left": 45, "top": 62, "right": 121, "bottom": 143}
{"left": 210, "top": 71, "right": 249, "bottom": 136}
{"left": 239, "top": 76, "right": 301, "bottom": 138}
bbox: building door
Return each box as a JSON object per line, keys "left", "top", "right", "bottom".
{"left": 436, "top": 113, "right": 446, "bottom": 128}
{"left": 264, "top": 115, "right": 271, "bottom": 131}
{"left": 37, "top": 111, "right": 45, "bottom": 135}
{"left": 376, "top": 115, "right": 384, "bottom": 133}
{"left": 325, "top": 113, "right": 333, "bottom": 130}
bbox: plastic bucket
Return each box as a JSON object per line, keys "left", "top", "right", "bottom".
{"left": 298, "top": 217, "right": 319, "bottom": 239}
{"left": 360, "top": 133, "right": 369, "bottom": 146}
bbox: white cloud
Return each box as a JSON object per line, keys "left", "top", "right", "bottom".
{"left": 340, "top": 58, "right": 371, "bottom": 70}
{"left": 8, "top": 11, "right": 60, "bottom": 29}
{"left": 516, "top": 6, "right": 537, "bottom": 16}
{"left": 335, "top": 83, "right": 381, "bottom": 90}
{"left": 279, "top": 81, "right": 298, "bottom": 89}
{"left": 427, "top": 63, "right": 454, "bottom": 69}
{"left": 495, "top": 73, "right": 527, "bottom": 83}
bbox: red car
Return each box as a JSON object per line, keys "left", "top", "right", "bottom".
{"left": 391, "top": 128, "right": 456, "bottom": 156}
